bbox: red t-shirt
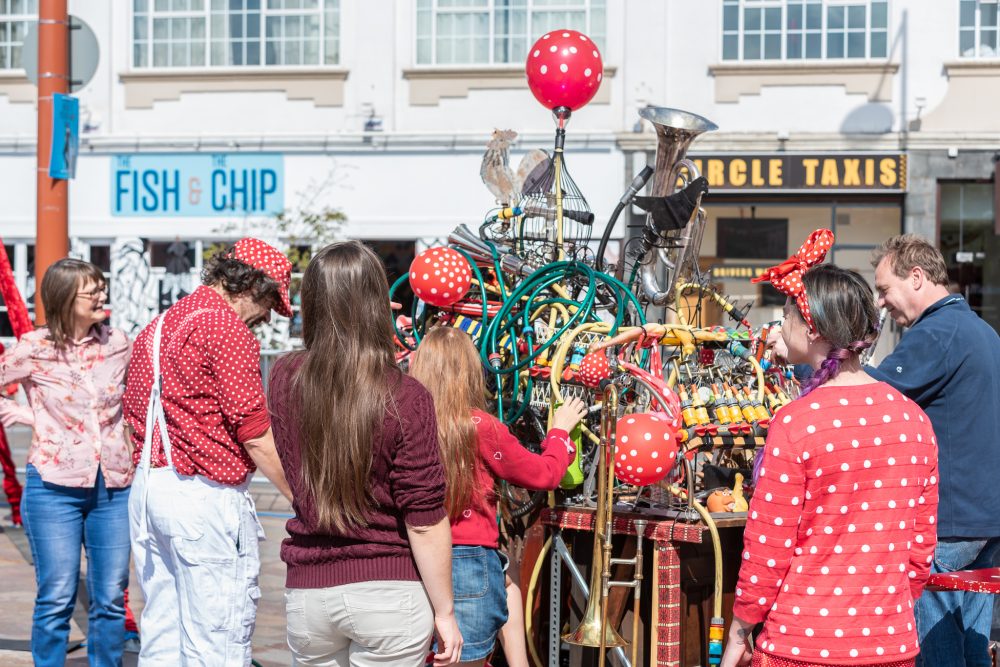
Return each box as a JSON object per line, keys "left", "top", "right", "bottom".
{"left": 122, "top": 286, "right": 270, "bottom": 485}
{"left": 733, "top": 382, "right": 939, "bottom": 664}
{"left": 449, "top": 409, "right": 575, "bottom": 548}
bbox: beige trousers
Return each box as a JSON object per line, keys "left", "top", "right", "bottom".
{"left": 285, "top": 580, "right": 434, "bottom": 667}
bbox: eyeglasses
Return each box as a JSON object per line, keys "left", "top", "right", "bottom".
{"left": 76, "top": 286, "right": 108, "bottom": 300}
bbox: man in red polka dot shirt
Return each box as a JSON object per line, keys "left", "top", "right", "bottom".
{"left": 123, "top": 238, "right": 294, "bottom": 666}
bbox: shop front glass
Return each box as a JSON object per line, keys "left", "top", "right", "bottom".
{"left": 701, "top": 201, "right": 901, "bottom": 322}
{"left": 939, "top": 181, "right": 999, "bottom": 332}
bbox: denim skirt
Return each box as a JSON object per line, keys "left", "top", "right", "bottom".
{"left": 451, "top": 545, "right": 509, "bottom": 661}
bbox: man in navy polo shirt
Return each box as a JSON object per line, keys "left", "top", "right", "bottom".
{"left": 868, "top": 234, "right": 1000, "bottom": 667}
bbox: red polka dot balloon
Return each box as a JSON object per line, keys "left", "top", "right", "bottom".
{"left": 577, "top": 351, "right": 611, "bottom": 388}
{"left": 613, "top": 413, "right": 679, "bottom": 486}
{"left": 525, "top": 30, "right": 603, "bottom": 111}
{"left": 409, "top": 247, "right": 472, "bottom": 307}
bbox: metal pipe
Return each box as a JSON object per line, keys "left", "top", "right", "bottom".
{"left": 35, "top": 0, "right": 70, "bottom": 324}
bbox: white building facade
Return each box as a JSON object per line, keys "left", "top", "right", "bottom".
{"left": 1, "top": 0, "right": 998, "bottom": 344}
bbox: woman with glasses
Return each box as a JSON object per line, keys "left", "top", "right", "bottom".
{"left": 0, "top": 258, "right": 133, "bottom": 667}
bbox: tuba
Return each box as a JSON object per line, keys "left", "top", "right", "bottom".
{"left": 636, "top": 107, "right": 717, "bottom": 306}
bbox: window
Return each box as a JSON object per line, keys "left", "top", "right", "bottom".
{"left": 415, "top": 0, "right": 605, "bottom": 66}
{"left": 0, "top": 0, "right": 36, "bottom": 70}
{"left": 721, "top": 0, "right": 888, "bottom": 61}
{"left": 939, "top": 181, "right": 999, "bottom": 330}
{"left": 717, "top": 218, "right": 789, "bottom": 259}
{"left": 132, "top": 0, "right": 340, "bottom": 68}
{"left": 960, "top": 0, "right": 1000, "bottom": 58}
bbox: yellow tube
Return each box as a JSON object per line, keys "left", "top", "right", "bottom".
{"left": 675, "top": 281, "right": 747, "bottom": 326}
{"left": 471, "top": 278, "right": 504, "bottom": 296}
{"left": 580, "top": 422, "right": 601, "bottom": 446}
{"left": 529, "top": 302, "right": 572, "bottom": 329}
{"left": 747, "top": 355, "right": 766, "bottom": 405}
{"left": 525, "top": 535, "right": 554, "bottom": 667}
{"left": 667, "top": 485, "right": 724, "bottom": 618}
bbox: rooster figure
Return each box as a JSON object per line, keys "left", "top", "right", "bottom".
{"left": 481, "top": 129, "right": 553, "bottom": 207}
{"left": 480, "top": 129, "right": 518, "bottom": 206}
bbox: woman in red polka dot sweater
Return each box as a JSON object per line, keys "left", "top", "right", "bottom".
{"left": 722, "top": 256, "right": 939, "bottom": 666}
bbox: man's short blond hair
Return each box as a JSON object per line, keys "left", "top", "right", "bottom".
{"left": 871, "top": 234, "right": 949, "bottom": 286}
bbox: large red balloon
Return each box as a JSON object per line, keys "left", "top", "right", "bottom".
{"left": 409, "top": 247, "right": 472, "bottom": 307}
{"left": 613, "top": 413, "right": 679, "bottom": 486}
{"left": 525, "top": 29, "right": 603, "bottom": 111}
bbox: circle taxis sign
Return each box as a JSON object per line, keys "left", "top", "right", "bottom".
{"left": 687, "top": 153, "right": 906, "bottom": 192}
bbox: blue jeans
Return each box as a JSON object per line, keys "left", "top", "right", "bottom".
{"left": 21, "top": 464, "right": 131, "bottom": 667}
{"left": 916, "top": 537, "right": 1000, "bottom": 667}
{"left": 450, "top": 546, "right": 509, "bottom": 661}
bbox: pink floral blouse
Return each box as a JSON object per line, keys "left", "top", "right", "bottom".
{"left": 0, "top": 325, "right": 133, "bottom": 488}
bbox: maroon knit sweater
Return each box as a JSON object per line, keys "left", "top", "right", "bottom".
{"left": 267, "top": 354, "right": 447, "bottom": 589}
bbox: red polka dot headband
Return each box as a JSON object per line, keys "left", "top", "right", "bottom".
{"left": 751, "top": 229, "right": 835, "bottom": 332}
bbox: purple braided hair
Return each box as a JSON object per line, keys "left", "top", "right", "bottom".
{"left": 752, "top": 338, "right": 873, "bottom": 485}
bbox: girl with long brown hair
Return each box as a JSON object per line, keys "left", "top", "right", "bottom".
{"left": 409, "top": 326, "right": 587, "bottom": 667}
{"left": 267, "top": 241, "right": 462, "bottom": 667}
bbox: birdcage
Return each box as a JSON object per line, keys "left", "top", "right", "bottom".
{"left": 514, "top": 148, "right": 594, "bottom": 268}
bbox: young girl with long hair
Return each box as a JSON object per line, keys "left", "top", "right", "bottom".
{"left": 268, "top": 241, "right": 462, "bottom": 667}
{"left": 409, "top": 326, "right": 587, "bottom": 667}
{"left": 722, "top": 233, "right": 939, "bottom": 667}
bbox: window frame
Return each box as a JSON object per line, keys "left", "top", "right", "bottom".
{"left": 721, "top": 0, "right": 889, "bottom": 63}
{"left": 0, "top": 0, "right": 37, "bottom": 71}
{"left": 130, "top": 0, "right": 341, "bottom": 71}
{"left": 959, "top": 0, "right": 1000, "bottom": 59}
{"left": 414, "top": 0, "right": 606, "bottom": 68}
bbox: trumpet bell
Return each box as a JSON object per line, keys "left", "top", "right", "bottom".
{"left": 562, "top": 614, "right": 628, "bottom": 649}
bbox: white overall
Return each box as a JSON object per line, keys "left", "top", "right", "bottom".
{"left": 128, "top": 314, "right": 264, "bottom": 667}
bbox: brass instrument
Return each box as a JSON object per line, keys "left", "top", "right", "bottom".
{"left": 563, "top": 381, "right": 646, "bottom": 667}
{"left": 637, "top": 106, "right": 717, "bottom": 306}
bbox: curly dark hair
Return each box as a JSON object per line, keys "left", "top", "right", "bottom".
{"left": 201, "top": 247, "right": 281, "bottom": 308}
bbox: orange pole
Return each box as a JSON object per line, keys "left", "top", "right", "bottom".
{"left": 34, "top": 0, "right": 70, "bottom": 326}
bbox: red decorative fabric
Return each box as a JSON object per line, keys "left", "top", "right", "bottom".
{"left": 0, "top": 241, "right": 30, "bottom": 522}
{"left": 0, "top": 425, "right": 20, "bottom": 525}
{"left": 0, "top": 243, "right": 32, "bottom": 338}
{"left": 751, "top": 229, "right": 834, "bottom": 332}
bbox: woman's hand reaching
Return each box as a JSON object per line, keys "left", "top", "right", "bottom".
{"left": 551, "top": 396, "right": 588, "bottom": 433}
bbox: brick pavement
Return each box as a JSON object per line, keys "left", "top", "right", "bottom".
{"left": 0, "top": 425, "right": 295, "bottom": 666}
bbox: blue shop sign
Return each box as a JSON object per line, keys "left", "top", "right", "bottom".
{"left": 111, "top": 153, "right": 284, "bottom": 217}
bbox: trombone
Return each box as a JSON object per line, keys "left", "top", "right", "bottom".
{"left": 563, "top": 379, "right": 646, "bottom": 667}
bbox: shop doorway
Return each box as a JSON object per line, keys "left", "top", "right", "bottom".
{"left": 939, "top": 181, "right": 1000, "bottom": 332}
